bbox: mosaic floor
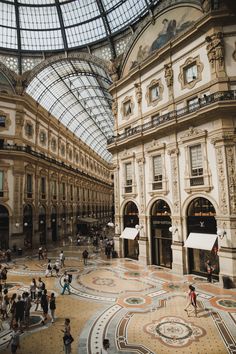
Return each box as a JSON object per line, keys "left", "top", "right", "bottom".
{"left": 1, "top": 244, "right": 236, "bottom": 354}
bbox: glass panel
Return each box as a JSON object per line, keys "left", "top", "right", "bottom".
{"left": 125, "top": 163, "right": 132, "bottom": 182}
{"left": 27, "top": 174, "right": 32, "bottom": 193}
{"left": 153, "top": 155, "right": 162, "bottom": 179}
{"left": 190, "top": 145, "right": 203, "bottom": 175}
{"left": 184, "top": 64, "right": 197, "bottom": 83}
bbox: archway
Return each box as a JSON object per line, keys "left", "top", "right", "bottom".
{"left": 187, "top": 197, "right": 219, "bottom": 278}
{"left": 23, "top": 204, "right": 33, "bottom": 248}
{"left": 123, "top": 201, "right": 139, "bottom": 259}
{"left": 150, "top": 200, "right": 172, "bottom": 268}
{"left": 39, "top": 205, "right": 46, "bottom": 245}
{"left": 51, "top": 206, "right": 57, "bottom": 242}
{"left": 0, "top": 205, "right": 9, "bottom": 249}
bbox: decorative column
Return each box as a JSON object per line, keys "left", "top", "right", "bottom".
{"left": 113, "top": 162, "right": 122, "bottom": 257}
{"left": 167, "top": 146, "right": 185, "bottom": 274}
{"left": 12, "top": 161, "right": 25, "bottom": 246}
{"left": 136, "top": 154, "right": 148, "bottom": 265}
{"left": 211, "top": 133, "right": 236, "bottom": 286}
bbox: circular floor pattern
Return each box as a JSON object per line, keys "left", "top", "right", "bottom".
{"left": 145, "top": 316, "right": 205, "bottom": 347}
{"left": 217, "top": 299, "right": 236, "bottom": 308}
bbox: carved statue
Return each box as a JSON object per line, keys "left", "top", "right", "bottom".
{"left": 206, "top": 32, "right": 225, "bottom": 68}
{"left": 201, "top": 0, "right": 211, "bottom": 13}
{"left": 164, "top": 64, "right": 173, "bottom": 87}
{"left": 108, "top": 56, "right": 122, "bottom": 82}
{"left": 134, "top": 83, "right": 142, "bottom": 104}
{"left": 111, "top": 99, "right": 118, "bottom": 117}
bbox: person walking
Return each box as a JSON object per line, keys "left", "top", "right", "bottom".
{"left": 53, "top": 259, "right": 60, "bottom": 277}
{"left": 184, "top": 285, "right": 198, "bottom": 317}
{"left": 24, "top": 292, "right": 31, "bottom": 328}
{"left": 49, "top": 292, "right": 56, "bottom": 323}
{"left": 61, "top": 272, "right": 71, "bottom": 295}
{"left": 82, "top": 249, "right": 89, "bottom": 265}
{"left": 45, "top": 259, "right": 53, "bottom": 277}
{"left": 38, "top": 247, "right": 43, "bottom": 260}
{"left": 62, "top": 318, "right": 73, "bottom": 354}
{"left": 7, "top": 323, "right": 21, "bottom": 354}
{"left": 9, "top": 293, "right": 17, "bottom": 329}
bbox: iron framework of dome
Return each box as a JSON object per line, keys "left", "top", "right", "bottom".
{"left": 0, "top": 0, "right": 158, "bottom": 55}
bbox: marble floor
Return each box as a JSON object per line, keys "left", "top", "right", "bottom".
{"left": 0, "top": 243, "right": 236, "bottom": 354}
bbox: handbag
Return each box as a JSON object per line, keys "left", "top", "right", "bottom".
{"left": 63, "top": 334, "right": 74, "bottom": 345}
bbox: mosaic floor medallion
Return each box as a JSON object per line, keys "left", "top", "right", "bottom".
{"left": 145, "top": 316, "right": 205, "bottom": 347}
{"left": 124, "top": 296, "right": 145, "bottom": 305}
{"left": 217, "top": 299, "right": 236, "bottom": 308}
{"left": 92, "top": 277, "right": 115, "bottom": 287}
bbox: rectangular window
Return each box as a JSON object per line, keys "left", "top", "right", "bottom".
{"left": 0, "top": 115, "right": 6, "bottom": 127}
{"left": 62, "top": 182, "right": 66, "bottom": 200}
{"left": 41, "top": 177, "right": 46, "bottom": 199}
{"left": 77, "top": 186, "right": 80, "bottom": 201}
{"left": 26, "top": 123, "right": 33, "bottom": 136}
{"left": 150, "top": 84, "right": 159, "bottom": 102}
{"left": 190, "top": 145, "right": 204, "bottom": 186}
{"left": 153, "top": 155, "right": 163, "bottom": 190}
{"left": 123, "top": 100, "right": 132, "bottom": 116}
{"left": 184, "top": 63, "right": 197, "bottom": 84}
{"left": 70, "top": 185, "right": 73, "bottom": 201}
{"left": 0, "top": 171, "right": 3, "bottom": 197}
{"left": 26, "top": 174, "right": 33, "bottom": 198}
{"left": 125, "top": 163, "right": 132, "bottom": 193}
{"left": 51, "top": 180, "right": 57, "bottom": 199}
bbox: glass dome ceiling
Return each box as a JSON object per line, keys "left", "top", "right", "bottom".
{"left": 26, "top": 58, "right": 113, "bottom": 161}
{"left": 0, "top": 0, "right": 158, "bottom": 53}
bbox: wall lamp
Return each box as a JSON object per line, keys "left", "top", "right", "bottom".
{"left": 169, "top": 226, "right": 178, "bottom": 234}
{"left": 40, "top": 220, "right": 44, "bottom": 224}
{"left": 15, "top": 222, "right": 20, "bottom": 228}
{"left": 24, "top": 222, "right": 28, "bottom": 227}
{"left": 217, "top": 229, "right": 227, "bottom": 239}
{"left": 107, "top": 221, "right": 114, "bottom": 227}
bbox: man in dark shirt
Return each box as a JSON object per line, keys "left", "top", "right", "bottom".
{"left": 15, "top": 295, "right": 25, "bottom": 331}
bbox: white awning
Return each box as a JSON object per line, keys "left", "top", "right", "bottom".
{"left": 184, "top": 233, "right": 218, "bottom": 251}
{"left": 120, "top": 227, "right": 139, "bottom": 240}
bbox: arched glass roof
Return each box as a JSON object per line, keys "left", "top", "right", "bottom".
{"left": 0, "top": 0, "right": 158, "bottom": 53}
{"left": 26, "top": 58, "right": 113, "bottom": 161}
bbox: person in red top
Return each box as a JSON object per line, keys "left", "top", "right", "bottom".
{"left": 184, "top": 285, "right": 198, "bottom": 317}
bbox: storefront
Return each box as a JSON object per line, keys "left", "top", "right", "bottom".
{"left": 123, "top": 201, "right": 139, "bottom": 259}
{"left": 185, "top": 197, "right": 219, "bottom": 278}
{"left": 150, "top": 200, "right": 172, "bottom": 268}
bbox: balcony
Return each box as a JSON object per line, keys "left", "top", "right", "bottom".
{"left": 107, "top": 90, "right": 236, "bottom": 146}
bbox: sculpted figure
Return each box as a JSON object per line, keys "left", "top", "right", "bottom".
{"left": 164, "top": 64, "right": 173, "bottom": 87}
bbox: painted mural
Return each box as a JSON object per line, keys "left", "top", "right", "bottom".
{"left": 123, "top": 6, "right": 202, "bottom": 75}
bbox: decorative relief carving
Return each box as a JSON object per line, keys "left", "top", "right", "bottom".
{"left": 225, "top": 146, "right": 236, "bottom": 215}
{"left": 180, "top": 127, "right": 207, "bottom": 142}
{"left": 137, "top": 156, "right": 145, "bottom": 214}
{"left": 215, "top": 147, "right": 228, "bottom": 215}
{"left": 170, "top": 155, "right": 180, "bottom": 213}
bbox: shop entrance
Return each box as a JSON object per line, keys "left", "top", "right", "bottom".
{"left": 123, "top": 201, "right": 139, "bottom": 259}
{"left": 187, "top": 197, "right": 219, "bottom": 278}
{"left": 0, "top": 205, "right": 9, "bottom": 249}
{"left": 151, "top": 200, "right": 172, "bottom": 268}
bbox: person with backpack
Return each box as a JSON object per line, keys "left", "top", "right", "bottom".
{"left": 82, "top": 249, "right": 89, "bottom": 265}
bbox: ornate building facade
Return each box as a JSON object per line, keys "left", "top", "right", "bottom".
{"left": 0, "top": 75, "right": 113, "bottom": 249}
{"left": 108, "top": 0, "right": 236, "bottom": 285}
